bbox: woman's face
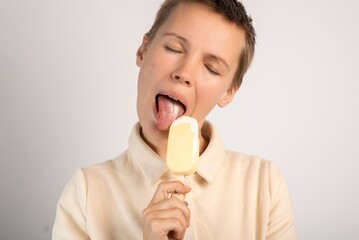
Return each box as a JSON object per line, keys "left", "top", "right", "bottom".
{"left": 136, "top": 2, "right": 245, "bottom": 154}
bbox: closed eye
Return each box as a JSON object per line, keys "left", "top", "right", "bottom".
{"left": 165, "top": 45, "right": 183, "bottom": 53}
{"left": 205, "top": 64, "right": 220, "bottom": 76}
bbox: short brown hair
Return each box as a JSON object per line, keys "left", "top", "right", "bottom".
{"left": 146, "top": 0, "right": 256, "bottom": 90}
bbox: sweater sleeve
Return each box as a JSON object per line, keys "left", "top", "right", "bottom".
{"left": 52, "top": 169, "right": 90, "bottom": 240}
{"left": 266, "top": 162, "right": 297, "bottom": 240}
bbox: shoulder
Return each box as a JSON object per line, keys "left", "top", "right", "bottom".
{"left": 224, "top": 150, "right": 286, "bottom": 191}
{"left": 225, "top": 150, "right": 280, "bottom": 173}
{"left": 83, "top": 150, "right": 131, "bottom": 172}
{"left": 79, "top": 151, "right": 131, "bottom": 182}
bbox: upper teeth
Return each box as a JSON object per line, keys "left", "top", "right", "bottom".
{"left": 169, "top": 96, "right": 179, "bottom": 101}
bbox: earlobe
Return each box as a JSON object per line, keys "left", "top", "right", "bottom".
{"left": 217, "top": 87, "right": 237, "bottom": 108}
{"left": 136, "top": 35, "right": 149, "bottom": 67}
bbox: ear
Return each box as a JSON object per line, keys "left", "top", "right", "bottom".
{"left": 136, "top": 35, "right": 149, "bottom": 67}
{"left": 217, "top": 87, "right": 238, "bottom": 108}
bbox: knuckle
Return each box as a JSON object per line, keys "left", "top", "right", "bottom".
{"left": 157, "top": 181, "right": 167, "bottom": 189}
{"left": 142, "top": 207, "right": 154, "bottom": 221}
{"left": 175, "top": 218, "right": 186, "bottom": 230}
{"left": 147, "top": 218, "right": 161, "bottom": 234}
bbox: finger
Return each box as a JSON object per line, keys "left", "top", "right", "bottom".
{"left": 143, "top": 197, "right": 191, "bottom": 227}
{"left": 170, "top": 192, "right": 185, "bottom": 201}
{"left": 142, "top": 199, "right": 190, "bottom": 239}
{"left": 147, "top": 208, "right": 189, "bottom": 231}
{"left": 150, "top": 181, "right": 191, "bottom": 205}
{"left": 144, "top": 217, "right": 187, "bottom": 240}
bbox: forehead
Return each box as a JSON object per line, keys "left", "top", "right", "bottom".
{"left": 155, "top": 2, "right": 245, "bottom": 67}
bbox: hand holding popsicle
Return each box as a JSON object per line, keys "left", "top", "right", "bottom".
{"left": 142, "top": 181, "right": 191, "bottom": 240}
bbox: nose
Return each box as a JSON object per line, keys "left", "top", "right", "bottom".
{"left": 171, "top": 59, "right": 195, "bottom": 87}
{"left": 172, "top": 73, "right": 191, "bottom": 86}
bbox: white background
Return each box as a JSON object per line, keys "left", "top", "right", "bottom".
{"left": 1, "top": 0, "right": 358, "bottom": 239}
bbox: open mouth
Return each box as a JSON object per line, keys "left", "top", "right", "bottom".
{"left": 155, "top": 94, "right": 186, "bottom": 114}
{"left": 154, "top": 94, "right": 186, "bottom": 130}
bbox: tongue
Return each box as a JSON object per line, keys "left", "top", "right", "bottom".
{"left": 156, "top": 95, "right": 185, "bottom": 130}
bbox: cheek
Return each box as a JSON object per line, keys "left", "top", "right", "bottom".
{"left": 140, "top": 55, "right": 168, "bottom": 81}
{"left": 194, "top": 85, "right": 222, "bottom": 119}
{"left": 197, "top": 78, "right": 229, "bottom": 104}
{"left": 137, "top": 62, "right": 158, "bottom": 91}
{"left": 137, "top": 66, "right": 154, "bottom": 106}
{"left": 137, "top": 71, "right": 147, "bottom": 96}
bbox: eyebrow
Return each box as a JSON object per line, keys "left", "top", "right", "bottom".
{"left": 162, "top": 32, "right": 188, "bottom": 43}
{"left": 205, "top": 54, "right": 230, "bottom": 72}
{"left": 162, "top": 32, "right": 230, "bottom": 71}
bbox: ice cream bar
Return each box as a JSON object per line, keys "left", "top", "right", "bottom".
{"left": 166, "top": 116, "right": 199, "bottom": 176}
